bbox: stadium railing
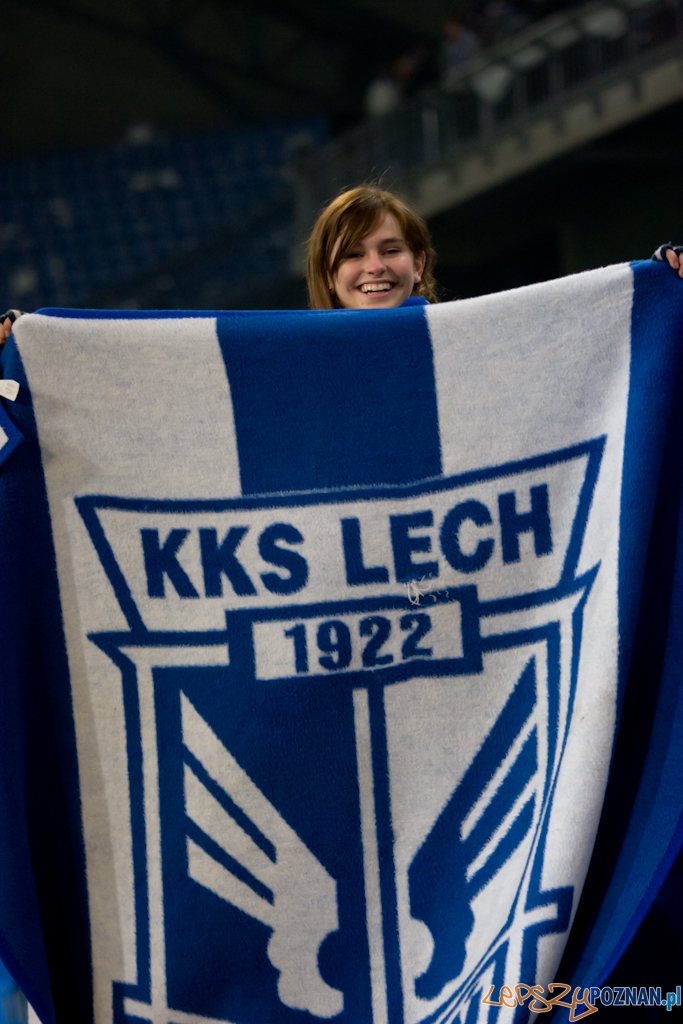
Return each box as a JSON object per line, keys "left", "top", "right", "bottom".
{"left": 291, "top": 0, "right": 683, "bottom": 239}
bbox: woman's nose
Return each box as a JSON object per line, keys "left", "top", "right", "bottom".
{"left": 363, "top": 249, "right": 386, "bottom": 273}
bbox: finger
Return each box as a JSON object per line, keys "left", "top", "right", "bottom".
{"left": 666, "top": 248, "right": 679, "bottom": 269}
{"left": 1, "top": 318, "right": 11, "bottom": 341}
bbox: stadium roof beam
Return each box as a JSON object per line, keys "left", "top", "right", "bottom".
{"left": 143, "top": 21, "right": 326, "bottom": 109}
{"left": 16, "top": 0, "right": 329, "bottom": 119}
{"left": 219, "top": 0, "right": 429, "bottom": 50}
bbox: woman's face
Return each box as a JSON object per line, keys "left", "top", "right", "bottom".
{"left": 330, "top": 212, "right": 425, "bottom": 309}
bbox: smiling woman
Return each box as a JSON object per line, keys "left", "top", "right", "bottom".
{"left": 306, "top": 185, "right": 439, "bottom": 309}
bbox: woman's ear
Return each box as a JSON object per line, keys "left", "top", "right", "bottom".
{"left": 414, "top": 251, "right": 426, "bottom": 282}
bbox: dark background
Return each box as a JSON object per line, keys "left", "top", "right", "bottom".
{"left": 1, "top": 0, "right": 682, "bottom": 1018}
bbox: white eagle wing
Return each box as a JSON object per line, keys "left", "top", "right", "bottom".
{"left": 181, "top": 692, "right": 343, "bottom": 1019}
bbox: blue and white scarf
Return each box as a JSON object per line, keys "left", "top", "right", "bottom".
{"left": 0, "top": 260, "right": 682, "bottom": 1024}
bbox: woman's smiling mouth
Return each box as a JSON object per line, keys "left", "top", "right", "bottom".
{"left": 360, "top": 282, "right": 394, "bottom": 293}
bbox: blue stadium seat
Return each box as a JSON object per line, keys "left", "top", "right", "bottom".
{"left": 0, "top": 119, "right": 326, "bottom": 310}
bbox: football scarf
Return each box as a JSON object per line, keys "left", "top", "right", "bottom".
{"left": 1, "top": 260, "right": 682, "bottom": 1024}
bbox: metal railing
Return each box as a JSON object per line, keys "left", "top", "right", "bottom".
{"left": 292, "top": 0, "right": 683, "bottom": 223}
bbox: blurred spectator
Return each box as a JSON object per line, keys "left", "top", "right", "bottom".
{"left": 520, "top": 0, "right": 575, "bottom": 19}
{"left": 402, "top": 43, "right": 438, "bottom": 93}
{"left": 478, "top": 0, "right": 528, "bottom": 45}
{"left": 364, "top": 61, "right": 404, "bottom": 118}
{"left": 125, "top": 121, "right": 157, "bottom": 145}
{"left": 364, "top": 50, "right": 429, "bottom": 118}
{"left": 441, "top": 17, "right": 481, "bottom": 89}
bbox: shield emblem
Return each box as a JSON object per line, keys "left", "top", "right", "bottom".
{"left": 80, "top": 437, "right": 601, "bottom": 1024}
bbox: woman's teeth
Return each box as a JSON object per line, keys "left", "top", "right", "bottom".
{"left": 361, "top": 283, "right": 393, "bottom": 293}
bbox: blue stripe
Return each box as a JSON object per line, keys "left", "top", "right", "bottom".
{"left": 216, "top": 305, "right": 442, "bottom": 494}
{"left": 0, "top": 340, "right": 92, "bottom": 1024}
{"left": 561, "top": 260, "right": 683, "bottom": 995}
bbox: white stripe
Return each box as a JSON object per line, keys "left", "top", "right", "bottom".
{"left": 460, "top": 715, "right": 535, "bottom": 841}
{"left": 465, "top": 776, "right": 537, "bottom": 883}
{"left": 184, "top": 763, "right": 273, "bottom": 882}
{"left": 14, "top": 314, "right": 241, "bottom": 500}
{"left": 187, "top": 837, "right": 274, "bottom": 926}
{"left": 426, "top": 264, "right": 633, "bottom": 477}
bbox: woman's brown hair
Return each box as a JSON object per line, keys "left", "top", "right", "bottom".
{"left": 306, "top": 185, "right": 438, "bottom": 309}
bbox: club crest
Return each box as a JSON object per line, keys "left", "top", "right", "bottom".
{"left": 79, "top": 437, "right": 603, "bottom": 1024}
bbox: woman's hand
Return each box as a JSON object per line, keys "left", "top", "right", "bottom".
{"left": 664, "top": 247, "right": 683, "bottom": 278}
{"left": 652, "top": 244, "right": 683, "bottom": 277}
{"left": 0, "top": 310, "right": 23, "bottom": 348}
